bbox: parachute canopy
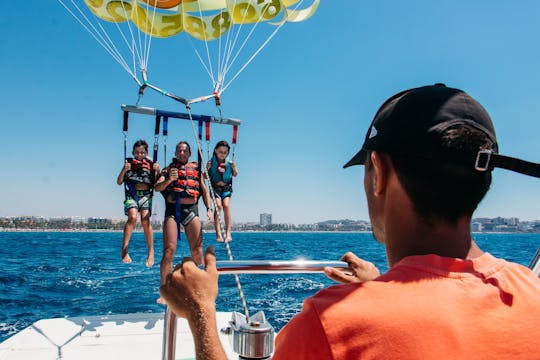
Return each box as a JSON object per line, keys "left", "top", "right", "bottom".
{"left": 60, "top": 0, "right": 319, "bottom": 105}
{"left": 85, "top": 0, "right": 319, "bottom": 40}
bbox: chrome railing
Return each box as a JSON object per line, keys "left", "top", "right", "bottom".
{"left": 162, "top": 260, "right": 349, "bottom": 360}
{"left": 529, "top": 246, "right": 540, "bottom": 277}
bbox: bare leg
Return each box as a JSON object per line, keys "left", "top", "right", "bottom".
{"left": 158, "top": 217, "right": 178, "bottom": 304}
{"left": 222, "top": 197, "right": 233, "bottom": 241}
{"left": 185, "top": 217, "right": 203, "bottom": 265}
{"left": 121, "top": 208, "right": 138, "bottom": 264}
{"left": 140, "top": 209, "right": 154, "bottom": 267}
{"left": 213, "top": 197, "right": 224, "bottom": 242}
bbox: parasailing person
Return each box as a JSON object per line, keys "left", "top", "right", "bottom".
{"left": 206, "top": 140, "right": 238, "bottom": 242}
{"left": 116, "top": 140, "right": 160, "bottom": 267}
{"left": 154, "top": 141, "right": 212, "bottom": 303}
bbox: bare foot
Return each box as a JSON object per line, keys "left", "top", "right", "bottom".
{"left": 156, "top": 297, "right": 166, "bottom": 305}
{"left": 225, "top": 233, "right": 232, "bottom": 242}
{"left": 146, "top": 253, "right": 154, "bottom": 267}
{"left": 216, "top": 236, "right": 224, "bottom": 243}
{"left": 121, "top": 249, "right": 132, "bottom": 264}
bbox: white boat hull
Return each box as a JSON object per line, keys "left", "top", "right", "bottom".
{"left": 0, "top": 312, "right": 238, "bottom": 360}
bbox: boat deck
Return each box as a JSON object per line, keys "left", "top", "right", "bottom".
{"left": 0, "top": 312, "right": 237, "bottom": 360}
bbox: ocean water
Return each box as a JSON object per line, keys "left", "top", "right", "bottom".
{"left": 0, "top": 231, "right": 539, "bottom": 342}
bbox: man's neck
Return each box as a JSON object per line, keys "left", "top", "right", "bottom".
{"left": 385, "top": 215, "right": 483, "bottom": 267}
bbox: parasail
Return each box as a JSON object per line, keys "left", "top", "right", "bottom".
{"left": 59, "top": 0, "right": 319, "bottom": 103}
{"left": 85, "top": 0, "right": 318, "bottom": 40}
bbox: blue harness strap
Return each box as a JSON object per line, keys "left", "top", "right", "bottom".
{"left": 175, "top": 192, "right": 182, "bottom": 241}
{"left": 126, "top": 182, "right": 140, "bottom": 203}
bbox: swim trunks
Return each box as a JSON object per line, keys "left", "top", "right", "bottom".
{"left": 123, "top": 190, "right": 152, "bottom": 215}
{"left": 164, "top": 201, "right": 199, "bottom": 226}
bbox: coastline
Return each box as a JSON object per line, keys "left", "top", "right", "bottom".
{"left": 0, "top": 228, "right": 371, "bottom": 234}
{"left": 1, "top": 228, "right": 536, "bottom": 234}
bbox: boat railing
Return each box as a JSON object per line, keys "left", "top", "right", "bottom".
{"left": 162, "top": 260, "right": 349, "bottom": 360}
{"left": 529, "top": 246, "right": 540, "bottom": 277}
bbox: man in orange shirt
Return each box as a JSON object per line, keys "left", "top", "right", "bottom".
{"left": 160, "top": 84, "right": 540, "bottom": 359}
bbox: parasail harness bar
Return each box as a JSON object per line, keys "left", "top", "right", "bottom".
{"left": 121, "top": 105, "right": 241, "bottom": 127}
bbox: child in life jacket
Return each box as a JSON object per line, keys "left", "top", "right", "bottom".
{"left": 116, "top": 140, "right": 160, "bottom": 266}
{"left": 206, "top": 140, "right": 238, "bottom": 242}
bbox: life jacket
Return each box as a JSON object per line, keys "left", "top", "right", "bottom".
{"left": 209, "top": 155, "right": 233, "bottom": 185}
{"left": 167, "top": 159, "right": 200, "bottom": 201}
{"left": 124, "top": 157, "right": 154, "bottom": 186}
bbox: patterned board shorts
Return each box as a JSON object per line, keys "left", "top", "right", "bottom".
{"left": 124, "top": 191, "right": 152, "bottom": 215}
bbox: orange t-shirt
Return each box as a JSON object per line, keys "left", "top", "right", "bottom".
{"left": 274, "top": 253, "right": 540, "bottom": 359}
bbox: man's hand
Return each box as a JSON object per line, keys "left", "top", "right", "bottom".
{"left": 123, "top": 160, "right": 131, "bottom": 171}
{"left": 159, "top": 247, "right": 218, "bottom": 322}
{"left": 324, "top": 252, "right": 380, "bottom": 284}
{"left": 169, "top": 167, "right": 179, "bottom": 181}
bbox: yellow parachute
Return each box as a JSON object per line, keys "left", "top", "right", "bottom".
{"left": 59, "top": 0, "right": 319, "bottom": 104}
{"left": 84, "top": 0, "right": 318, "bottom": 40}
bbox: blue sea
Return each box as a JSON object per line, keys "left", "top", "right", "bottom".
{"left": 1, "top": 231, "right": 539, "bottom": 342}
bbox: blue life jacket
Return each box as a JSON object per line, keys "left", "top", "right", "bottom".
{"left": 209, "top": 155, "right": 233, "bottom": 185}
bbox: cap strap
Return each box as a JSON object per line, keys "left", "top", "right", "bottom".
{"left": 477, "top": 150, "right": 540, "bottom": 178}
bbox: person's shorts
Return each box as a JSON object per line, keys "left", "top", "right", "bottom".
{"left": 124, "top": 190, "right": 152, "bottom": 215}
{"left": 165, "top": 202, "right": 199, "bottom": 226}
{"left": 212, "top": 183, "right": 233, "bottom": 199}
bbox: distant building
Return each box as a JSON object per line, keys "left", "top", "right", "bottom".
{"left": 471, "top": 222, "right": 482, "bottom": 232}
{"left": 260, "top": 213, "right": 272, "bottom": 226}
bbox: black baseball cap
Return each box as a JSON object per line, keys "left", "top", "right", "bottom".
{"left": 344, "top": 84, "right": 540, "bottom": 178}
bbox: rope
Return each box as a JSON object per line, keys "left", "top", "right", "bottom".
{"left": 222, "top": 0, "right": 308, "bottom": 93}
{"left": 57, "top": 0, "right": 141, "bottom": 84}
{"left": 184, "top": 106, "right": 250, "bottom": 320}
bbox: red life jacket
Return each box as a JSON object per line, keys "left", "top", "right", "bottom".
{"left": 167, "top": 160, "right": 200, "bottom": 200}
{"left": 124, "top": 157, "right": 154, "bottom": 185}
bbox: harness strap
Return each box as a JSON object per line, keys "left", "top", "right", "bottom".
{"left": 174, "top": 192, "right": 182, "bottom": 241}
{"left": 126, "top": 182, "right": 140, "bottom": 203}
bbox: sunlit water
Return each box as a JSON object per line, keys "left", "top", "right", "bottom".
{"left": 0, "top": 231, "right": 538, "bottom": 342}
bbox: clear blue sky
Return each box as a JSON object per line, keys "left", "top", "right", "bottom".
{"left": 2, "top": 1, "right": 540, "bottom": 224}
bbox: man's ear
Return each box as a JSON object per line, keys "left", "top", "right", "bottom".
{"left": 370, "top": 151, "right": 389, "bottom": 196}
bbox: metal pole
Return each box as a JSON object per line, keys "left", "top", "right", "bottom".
{"left": 214, "top": 260, "right": 350, "bottom": 274}
{"left": 162, "top": 306, "right": 177, "bottom": 360}
{"left": 528, "top": 246, "right": 540, "bottom": 277}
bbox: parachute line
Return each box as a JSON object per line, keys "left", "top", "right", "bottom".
{"left": 218, "top": 0, "right": 241, "bottom": 86}
{"left": 116, "top": 1, "right": 145, "bottom": 72}
{"left": 221, "top": 13, "right": 265, "bottom": 86}
{"left": 197, "top": 1, "right": 216, "bottom": 84}
{"left": 222, "top": 0, "right": 308, "bottom": 93}
{"left": 219, "top": 0, "right": 251, "bottom": 86}
{"left": 144, "top": 5, "right": 160, "bottom": 71}
{"left": 98, "top": 22, "right": 137, "bottom": 75}
{"left": 57, "top": 0, "right": 139, "bottom": 83}
{"left": 186, "top": 35, "right": 215, "bottom": 84}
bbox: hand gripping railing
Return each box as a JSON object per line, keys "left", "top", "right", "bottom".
{"left": 162, "top": 260, "right": 349, "bottom": 360}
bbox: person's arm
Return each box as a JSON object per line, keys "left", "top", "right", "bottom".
{"left": 152, "top": 162, "right": 160, "bottom": 185}
{"left": 116, "top": 161, "right": 130, "bottom": 185}
{"left": 160, "top": 247, "right": 227, "bottom": 360}
{"left": 155, "top": 167, "right": 176, "bottom": 192}
{"left": 324, "top": 252, "right": 380, "bottom": 283}
{"left": 201, "top": 173, "right": 213, "bottom": 221}
{"left": 230, "top": 161, "right": 238, "bottom": 177}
